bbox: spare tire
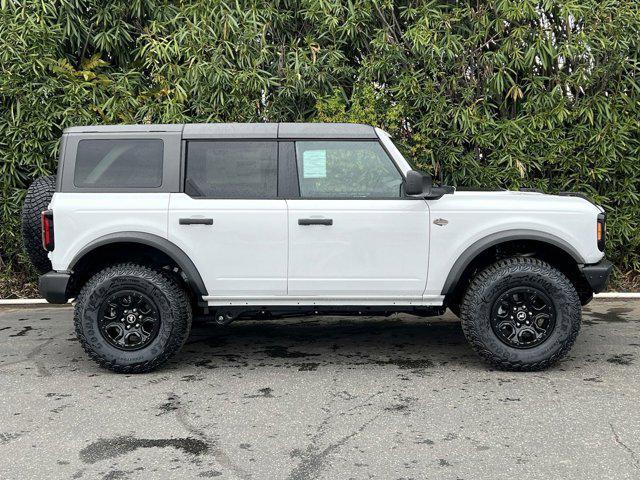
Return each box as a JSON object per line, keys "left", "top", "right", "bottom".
{"left": 21, "top": 175, "right": 56, "bottom": 274}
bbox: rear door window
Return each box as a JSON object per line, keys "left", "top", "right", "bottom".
{"left": 74, "top": 139, "right": 163, "bottom": 188}
{"left": 185, "top": 141, "right": 278, "bottom": 198}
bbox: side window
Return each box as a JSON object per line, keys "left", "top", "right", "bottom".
{"left": 185, "top": 141, "right": 278, "bottom": 198}
{"left": 74, "top": 139, "right": 163, "bottom": 188}
{"left": 295, "top": 141, "right": 403, "bottom": 198}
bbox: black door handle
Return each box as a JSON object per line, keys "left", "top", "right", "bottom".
{"left": 298, "top": 218, "right": 333, "bottom": 226}
{"left": 179, "top": 218, "right": 213, "bottom": 225}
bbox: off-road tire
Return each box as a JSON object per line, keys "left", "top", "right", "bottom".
{"left": 74, "top": 263, "right": 192, "bottom": 373}
{"left": 21, "top": 175, "right": 56, "bottom": 274}
{"left": 460, "top": 257, "right": 581, "bottom": 371}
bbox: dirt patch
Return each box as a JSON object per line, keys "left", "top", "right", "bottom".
{"left": 374, "top": 357, "right": 434, "bottom": 370}
{"left": 9, "top": 326, "right": 34, "bottom": 337}
{"left": 262, "top": 345, "right": 320, "bottom": 359}
{"left": 607, "top": 354, "right": 634, "bottom": 366}
{"left": 79, "top": 436, "right": 209, "bottom": 464}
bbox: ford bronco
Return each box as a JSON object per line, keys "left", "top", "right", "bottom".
{"left": 21, "top": 123, "right": 612, "bottom": 373}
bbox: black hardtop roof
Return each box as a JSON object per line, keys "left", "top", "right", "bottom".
{"left": 63, "top": 122, "right": 378, "bottom": 139}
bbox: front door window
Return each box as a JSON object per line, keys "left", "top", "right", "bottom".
{"left": 294, "top": 141, "right": 403, "bottom": 198}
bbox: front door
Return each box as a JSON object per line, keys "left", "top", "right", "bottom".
{"left": 287, "top": 140, "right": 430, "bottom": 300}
{"left": 168, "top": 140, "right": 287, "bottom": 299}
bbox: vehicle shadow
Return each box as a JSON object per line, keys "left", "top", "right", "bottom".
{"left": 175, "top": 315, "right": 485, "bottom": 371}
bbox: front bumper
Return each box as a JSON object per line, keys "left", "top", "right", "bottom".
{"left": 38, "top": 271, "right": 70, "bottom": 304}
{"left": 581, "top": 258, "right": 613, "bottom": 294}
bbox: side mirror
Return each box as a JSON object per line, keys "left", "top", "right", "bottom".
{"left": 405, "top": 170, "right": 433, "bottom": 197}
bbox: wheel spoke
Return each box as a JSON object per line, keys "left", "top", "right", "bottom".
{"left": 140, "top": 318, "right": 155, "bottom": 335}
{"left": 123, "top": 331, "right": 142, "bottom": 347}
{"left": 532, "top": 314, "right": 550, "bottom": 333}
{"left": 139, "top": 302, "right": 152, "bottom": 315}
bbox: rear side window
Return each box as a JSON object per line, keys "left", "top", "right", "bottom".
{"left": 185, "top": 141, "right": 278, "bottom": 198}
{"left": 74, "top": 139, "right": 163, "bottom": 188}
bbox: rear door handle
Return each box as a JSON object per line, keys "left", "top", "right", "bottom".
{"left": 298, "top": 218, "right": 333, "bottom": 226}
{"left": 179, "top": 218, "right": 213, "bottom": 225}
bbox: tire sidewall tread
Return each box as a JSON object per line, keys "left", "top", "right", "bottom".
{"left": 74, "top": 263, "right": 192, "bottom": 373}
{"left": 460, "top": 257, "right": 581, "bottom": 371}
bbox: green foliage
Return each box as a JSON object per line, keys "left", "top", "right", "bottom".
{"left": 1, "top": 0, "right": 638, "bottom": 284}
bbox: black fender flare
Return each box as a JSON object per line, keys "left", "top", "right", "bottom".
{"left": 440, "top": 229, "right": 585, "bottom": 296}
{"left": 69, "top": 232, "right": 208, "bottom": 297}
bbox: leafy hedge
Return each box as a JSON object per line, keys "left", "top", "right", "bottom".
{"left": 1, "top": 1, "right": 638, "bottom": 286}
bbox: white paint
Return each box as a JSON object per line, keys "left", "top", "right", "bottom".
{"left": 424, "top": 190, "right": 604, "bottom": 296}
{"left": 168, "top": 194, "right": 288, "bottom": 296}
{"left": 287, "top": 199, "right": 430, "bottom": 296}
{"left": 49, "top": 192, "right": 170, "bottom": 271}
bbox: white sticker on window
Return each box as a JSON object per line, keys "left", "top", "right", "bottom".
{"left": 302, "top": 150, "right": 327, "bottom": 178}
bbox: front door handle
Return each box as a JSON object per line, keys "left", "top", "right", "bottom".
{"left": 179, "top": 218, "right": 213, "bottom": 225}
{"left": 298, "top": 218, "right": 333, "bottom": 226}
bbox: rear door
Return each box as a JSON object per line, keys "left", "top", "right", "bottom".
{"left": 287, "top": 140, "right": 430, "bottom": 300}
{"left": 168, "top": 140, "right": 288, "bottom": 299}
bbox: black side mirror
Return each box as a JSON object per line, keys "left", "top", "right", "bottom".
{"left": 405, "top": 170, "right": 433, "bottom": 197}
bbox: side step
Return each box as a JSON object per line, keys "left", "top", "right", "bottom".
{"left": 198, "top": 305, "right": 447, "bottom": 325}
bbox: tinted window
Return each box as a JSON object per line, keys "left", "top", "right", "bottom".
{"left": 74, "top": 139, "right": 163, "bottom": 188}
{"left": 295, "top": 141, "right": 403, "bottom": 198}
{"left": 185, "top": 141, "right": 278, "bottom": 198}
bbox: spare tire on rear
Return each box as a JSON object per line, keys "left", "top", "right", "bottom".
{"left": 21, "top": 175, "right": 56, "bottom": 274}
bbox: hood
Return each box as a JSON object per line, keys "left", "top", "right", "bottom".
{"left": 434, "top": 189, "right": 604, "bottom": 215}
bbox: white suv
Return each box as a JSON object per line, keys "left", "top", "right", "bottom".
{"left": 22, "top": 123, "right": 612, "bottom": 373}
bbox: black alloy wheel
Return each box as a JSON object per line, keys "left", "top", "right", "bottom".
{"left": 98, "top": 290, "right": 161, "bottom": 351}
{"left": 490, "top": 287, "right": 556, "bottom": 349}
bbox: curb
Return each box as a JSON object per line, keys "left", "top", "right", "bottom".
{"left": 1, "top": 293, "right": 640, "bottom": 306}
{"left": 0, "top": 299, "right": 50, "bottom": 305}
{"left": 592, "top": 293, "right": 640, "bottom": 298}
{"left": 0, "top": 299, "right": 71, "bottom": 306}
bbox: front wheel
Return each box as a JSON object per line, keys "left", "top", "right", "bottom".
{"left": 460, "top": 257, "right": 581, "bottom": 371}
{"left": 74, "top": 263, "right": 192, "bottom": 373}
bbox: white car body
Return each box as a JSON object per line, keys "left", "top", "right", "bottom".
{"left": 46, "top": 124, "right": 604, "bottom": 308}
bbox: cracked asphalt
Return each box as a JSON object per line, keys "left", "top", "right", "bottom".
{"left": 0, "top": 299, "right": 639, "bottom": 480}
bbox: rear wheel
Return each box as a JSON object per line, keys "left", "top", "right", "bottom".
{"left": 21, "top": 175, "right": 55, "bottom": 274}
{"left": 460, "top": 257, "right": 581, "bottom": 371}
{"left": 74, "top": 263, "right": 192, "bottom": 373}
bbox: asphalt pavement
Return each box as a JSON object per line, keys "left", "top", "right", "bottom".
{"left": 0, "top": 299, "right": 639, "bottom": 480}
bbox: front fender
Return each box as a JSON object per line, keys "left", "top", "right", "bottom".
{"left": 439, "top": 229, "right": 585, "bottom": 296}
